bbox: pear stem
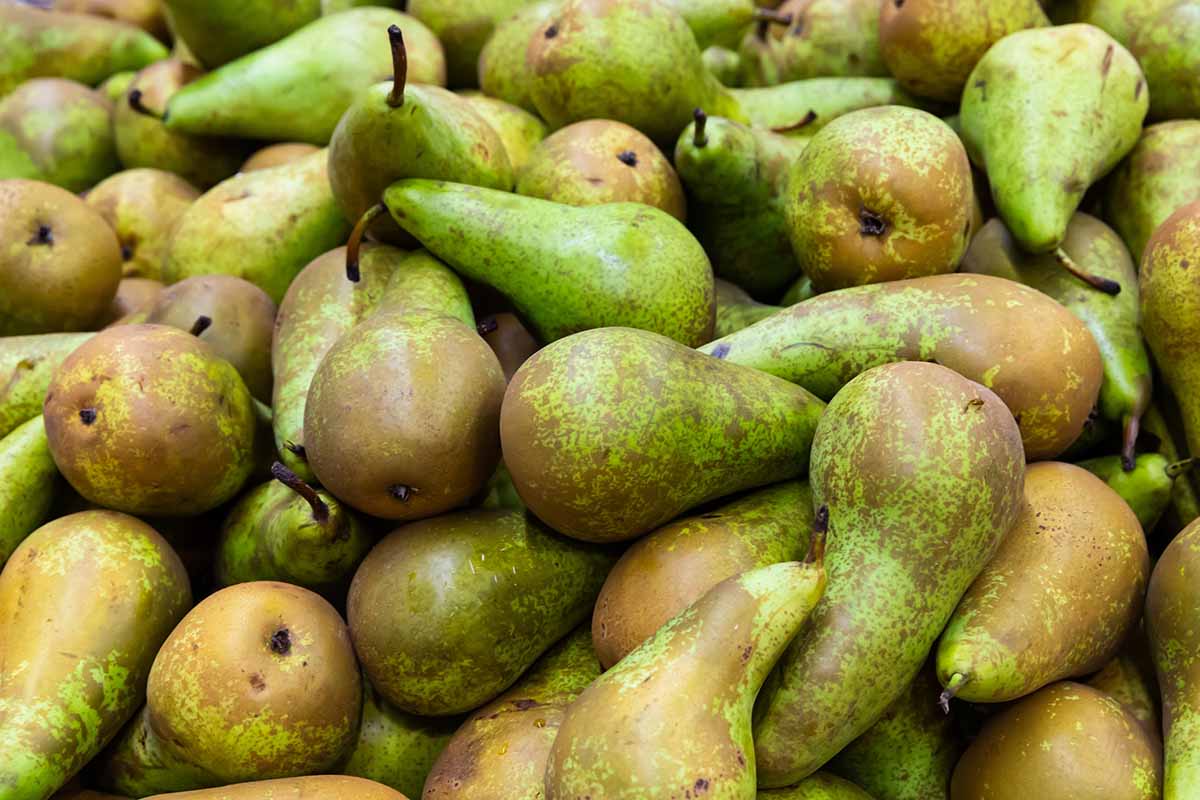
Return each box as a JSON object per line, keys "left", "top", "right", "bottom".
{"left": 477, "top": 316, "right": 499, "bottom": 335}
{"left": 1054, "top": 248, "right": 1121, "bottom": 295}
{"left": 127, "top": 89, "right": 162, "bottom": 120}
{"left": 387, "top": 24, "right": 407, "bottom": 108}
{"left": 1121, "top": 414, "right": 1140, "bottom": 472}
{"left": 693, "top": 108, "right": 708, "bottom": 148}
{"left": 806, "top": 505, "right": 829, "bottom": 564}
{"left": 938, "top": 673, "right": 967, "bottom": 714}
{"left": 189, "top": 315, "right": 212, "bottom": 336}
{"left": 771, "top": 109, "right": 818, "bottom": 134}
{"left": 1167, "top": 459, "right": 1196, "bottom": 479}
{"left": 271, "top": 461, "right": 330, "bottom": 524}
{"left": 753, "top": 7, "right": 793, "bottom": 25}
{"left": 346, "top": 203, "right": 388, "bottom": 282}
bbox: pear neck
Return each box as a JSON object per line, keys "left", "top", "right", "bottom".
{"left": 387, "top": 24, "right": 407, "bottom": 108}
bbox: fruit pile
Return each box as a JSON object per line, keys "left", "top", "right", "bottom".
{"left": 1, "top": 0, "right": 1199, "bottom": 798}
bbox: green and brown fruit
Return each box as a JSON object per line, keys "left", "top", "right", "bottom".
{"left": 736, "top": 0, "right": 887, "bottom": 86}
{"left": 406, "top": 0, "right": 537, "bottom": 88}
{"left": 456, "top": 92, "right": 547, "bottom": 174}
{"left": 141, "top": 776, "right": 408, "bottom": 799}
{"left": 84, "top": 169, "right": 200, "bottom": 281}
{"left": 476, "top": 1, "right": 558, "bottom": 114}
{"left": 0, "top": 415, "right": 59, "bottom": 567}
{"left": 101, "top": 277, "right": 164, "bottom": 326}
{"left": 1129, "top": 1, "right": 1200, "bottom": 121}
{"left": 0, "top": 333, "right": 94, "bottom": 439}
{"left": 1079, "top": 452, "right": 1193, "bottom": 532}
{"left": 241, "top": 143, "right": 322, "bottom": 172}
{"left": 163, "top": 0, "right": 321, "bottom": 69}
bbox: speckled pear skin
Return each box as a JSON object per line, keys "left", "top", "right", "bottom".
{"left": 501, "top": 328, "right": 825, "bottom": 543}
{"left": 382, "top": 180, "right": 716, "bottom": 346}
{"left": 730, "top": 77, "right": 921, "bottom": 132}
{"left": 674, "top": 116, "right": 807, "bottom": 300}
{"left": 592, "top": 480, "right": 813, "bottom": 669}
{"left": 164, "top": 150, "right": 352, "bottom": 304}
{"left": 406, "top": 0, "right": 537, "bottom": 87}
{"left": 85, "top": 169, "right": 200, "bottom": 281}
{"left": 963, "top": 213, "right": 1150, "bottom": 455}
{"left": 423, "top": 626, "right": 600, "bottom": 800}
{"left": 960, "top": 24, "right": 1147, "bottom": 254}
{"left": 477, "top": 2, "right": 558, "bottom": 114}
{"left": 713, "top": 279, "right": 784, "bottom": 338}
{"left": 1148, "top": 517, "right": 1200, "bottom": 799}
{"left": 879, "top": 0, "right": 1049, "bottom": 103}
{"left": 142, "top": 776, "right": 409, "bottom": 800}
{"left": 758, "top": 774, "right": 875, "bottom": 799}
{"left": 42, "top": 324, "right": 257, "bottom": 517}
{"left": 456, "top": 92, "right": 548, "bottom": 174}
{"left": 1088, "top": 630, "right": 1161, "bottom": 738}
{"left": 163, "top": 0, "right": 319, "bottom": 69}
{"left": 936, "top": 462, "right": 1149, "bottom": 704}
{"left": 753, "top": 362, "right": 1025, "bottom": 788}
{"left": 1104, "top": 120, "right": 1200, "bottom": 261}
{"left": 700, "top": 273, "right": 1103, "bottom": 460}
{"left": 1143, "top": 403, "right": 1200, "bottom": 530}
{"left": 736, "top": 0, "right": 885, "bottom": 86}
{"left": 1131, "top": 2, "right": 1200, "bottom": 121}
{"left": 526, "top": 0, "right": 746, "bottom": 146}
{"left": 0, "top": 334, "right": 92, "bottom": 440}
{"left": 165, "top": 9, "right": 447, "bottom": 145}
{"left": 1051, "top": 0, "right": 1174, "bottom": 46}
{"left": 0, "top": 4, "right": 168, "bottom": 96}
{"left": 546, "top": 558, "right": 827, "bottom": 799}
{"left": 1141, "top": 201, "right": 1200, "bottom": 462}
{"left": 347, "top": 510, "right": 615, "bottom": 716}
{"left": 664, "top": 0, "right": 760, "bottom": 49}
{"left": 950, "top": 682, "right": 1161, "bottom": 800}
{"left": 96, "top": 582, "right": 362, "bottom": 796}
{"left": 703, "top": 45, "right": 742, "bottom": 86}
{"left": 343, "top": 678, "right": 460, "bottom": 799}
{"left": 0, "top": 511, "right": 191, "bottom": 800}
{"left": 0, "top": 416, "right": 58, "bottom": 567}
{"left": 785, "top": 106, "right": 973, "bottom": 292}
{"left": 1078, "top": 452, "right": 1182, "bottom": 532}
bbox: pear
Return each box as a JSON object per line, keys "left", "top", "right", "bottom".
{"left": 785, "top": 106, "right": 974, "bottom": 292}
{"left": 376, "top": 179, "right": 716, "bottom": 346}
{"left": 730, "top": 76, "right": 921, "bottom": 131}
{"left": 526, "top": 0, "right": 745, "bottom": 146}
{"left": 0, "top": 511, "right": 191, "bottom": 800}
{"left": 0, "top": 180, "right": 122, "bottom": 335}
{"left": 114, "top": 59, "right": 251, "bottom": 189}
{"left": 100, "top": 277, "right": 164, "bottom": 326}
{"left": 501, "top": 327, "right": 825, "bottom": 543}
{"left": 456, "top": 92, "right": 548, "bottom": 174}
{"left": 700, "top": 273, "right": 1104, "bottom": 460}
{"left": 43, "top": 324, "right": 257, "bottom": 516}
{"left": 960, "top": 24, "right": 1147, "bottom": 253}
{"left": 1130, "top": 1, "right": 1200, "bottom": 120}
{"left": 780, "top": 273, "right": 816, "bottom": 305}
{"left": 0, "top": 4, "right": 168, "bottom": 95}
{"left": 1080, "top": 452, "right": 1194, "bottom": 532}
{"left": 516, "top": 120, "right": 686, "bottom": 221}
{"left": 48, "top": 0, "right": 167, "bottom": 37}
{"left": 936, "top": 461, "right": 1149, "bottom": 705}
{"left": 962, "top": 213, "right": 1150, "bottom": 465}
{"left": 714, "top": 279, "right": 784, "bottom": 338}
{"left": 736, "top": 0, "right": 887, "bottom": 86}
{"left": 139, "top": 777, "right": 407, "bottom": 800}
{"left": 164, "top": 9, "right": 447, "bottom": 145}
{"left": 0, "top": 333, "right": 93, "bottom": 439}
{"left": 478, "top": 312, "right": 540, "bottom": 383}
{"left": 753, "top": 362, "right": 1025, "bottom": 787}
{"left": 704, "top": 45, "right": 743, "bottom": 85}
{"left": 1105, "top": 120, "right": 1200, "bottom": 261}
{"left": 1051, "top": 0, "right": 1175, "bottom": 46}
{"left": 0, "top": 79, "right": 118, "bottom": 193}
{"left": 592, "top": 480, "right": 812, "bottom": 668}
{"left": 1088, "top": 630, "right": 1162, "bottom": 737}
{"left": 95, "top": 582, "right": 361, "bottom": 796}
{"left": 85, "top": 169, "right": 200, "bottom": 280}
{"left": 1144, "top": 402, "right": 1200, "bottom": 532}
{"left": 879, "top": 0, "right": 1049, "bottom": 102}
{"left": 950, "top": 682, "right": 1160, "bottom": 800}
{"left": 164, "top": 0, "right": 320, "bottom": 69}
{"left": 99, "top": 71, "right": 136, "bottom": 103}
{"left": 423, "top": 627, "right": 600, "bottom": 799}
{"left": 164, "top": 149, "right": 351, "bottom": 303}
{"left": 477, "top": 1, "right": 558, "bottom": 113}
{"left": 546, "top": 555, "right": 828, "bottom": 798}
{"left": 407, "top": 0, "right": 539, "bottom": 87}
{"left": 675, "top": 113, "right": 806, "bottom": 300}
{"left": 0, "top": 416, "right": 59, "bottom": 566}
{"left": 347, "top": 509, "right": 615, "bottom": 715}
{"left": 759, "top": 774, "right": 875, "bottom": 799}
{"left": 665, "top": 0, "right": 793, "bottom": 50}
{"left": 241, "top": 143, "right": 322, "bottom": 172}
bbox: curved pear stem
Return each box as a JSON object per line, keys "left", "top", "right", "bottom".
{"left": 1053, "top": 248, "right": 1121, "bottom": 295}
{"left": 271, "top": 461, "right": 330, "bottom": 524}
{"left": 189, "top": 315, "right": 212, "bottom": 337}
{"left": 806, "top": 505, "right": 829, "bottom": 564}
{"left": 771, "top": 109, "right": 818, "bottom": 134}
{"left": 938, "top": 672, "right": 968, "bottom": 714}
{"left": 477, "top": 316, "right": 499, "bottom": 336}
{"left": 1167, "top": 458, "right": 1196, "bottom": 480}
{"left": 284, "top": 441, "right": 307, "bottom": 460}
{"left": 127, "top": 89, "right": 162, "bottom": 120}
{"left": 1121, "top": 414, "right": 1140, "bottom": 472}
{"left": 692, "top": 108, "right": 708, "bottom": 148}
{"left": 346, "top": 203, "right": 388, "bottom": 282}
{"left": 753, "top": 7, "right": 793, "bottom": 25}
{"left": 386, "top": 24, "right": 407, "bottom": 109}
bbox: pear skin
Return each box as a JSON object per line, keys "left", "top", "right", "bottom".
{"left": 101, "top": 277, "right": 163, "bottom": 326}
{"left": 0, "top": 415, "right": 59, "bottom": 566}
{"left": 141, "top": 777, "right": 407, "bottom": 800}
{"left": 736, "top": 0, "right": 886, "bottom": 86}
{"left": 1144, "top": 402, "right": 1200, "bottom": 532}
{"left": 85, "top": 169, "right": 200, "bottom": 280}
{"left": 0, "top": 333, "right": 93, "bottom": 440}
{"left": 478, "top": 312, "right": 540, "bottom": 383}
{"left": 406, "top": 0, "right": 537, "bottom": 87}
{"left": 758, "top": 774, "right": 875, "bottom": 799}
{"left": 456, "top": 92, "right": 548, "bottom": 174}
{"left": 1053, "top": 0, "right": 1175, "bottom": 46}
{"left": 477, "top": 1, "right": 558, "bottom": 114}
{"left": 163, "top": 0, "right": 320, "bottom": 69}
{"left": 730, "top": 77, "right": 921, "bottom": 131}
{"left": 241, "top": 143, "right": 322, "bottom": 172}
{"left": 1089, "top": 630, "right": 1162, "bottom": 738}
{"left": 1130, "top": 1, "right": 1200, "bottom": 121}
{"left": 713, "top": 279, "right": 784, "bottom": 338}
{"left": 1078, "top": 452, "right": 1190, "bottom": 532}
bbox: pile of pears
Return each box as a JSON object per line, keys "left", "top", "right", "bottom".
{"left": 3, "top": 0, "right": 1200, "bottom": 798}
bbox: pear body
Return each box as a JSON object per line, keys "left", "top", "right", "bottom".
{"left": 1131, "top": 1, "right": 1200, "bottom": 120}
{"left": 1078, "top": 452, "right": 1183, "bottom": 532}
{"left": 85, "top": 169, "right": 200, "bottom": 280}
{"left": 407, "top": 0, "right": 538, "bottom": 87}
{"left": 163, "top": 0, "right": 320, "bottom": 69}
{"left": 242, "top": 143, "right": 322, "bottom": 172}
{"left": 142, "top": 777, "right": 406, "bottom": 800}
{"left": 714, "top": 279, "right": 784, "bottom": 337}
{"left": 730, "top": 77, "right": 920, "bottom": 131}
{"left": 758, "top": 774, "right": 875, "bottom": 799}
{"left": 1088, "top": 633, "right": 1161, "bottom": 737}
{"left": 0, "top": 333, "right": 93, "bottom": 440}
{"left": 0, "top": 416, "right": 58, "bottom": 567}
{"left": 457, "top": 92, "right": 547, "bottom": 174}
{"left": 736, "top": 0, "right": 886, "bottom": 86}
{"left": 477, "top": 1, "right": 559, "bottom": 113}
{"left": 1053, "top": 0, "right": 1175, "bottom": 46}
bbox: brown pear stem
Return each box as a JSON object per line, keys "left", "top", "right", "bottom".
{"left": 127, "top": 89, "right": 162, "bottom": 120}
{"left": 270, "top": 461, "right": 330, "bottom": 524}
{"left": 387, "top": 24, "right": 407, "bottom": 108}
{"left": 477, "top": 316, "right": 499, "bottom": 335}
{"left": 189, "top": 315, "right": 212, "bottom": 336}
{"left": 753, "top": 7, "right": 793, "bottom": 25}
{"left": 806, "top": 505, "right": 829, "bottom": 564}
{"left": 771, "top": 109, "right": 818, "bottom": 133}
{"left": 1054, "top": 248, "right": 1121, "bottom": 295}
{"left": 938, "top": 673, "right": 968, "bottom": 714}
{"left": 284, "top": 441, "right": 307, "bottom": 459}
{"left": 1121, "top": 414, "right": 1140, "bottom": 472}
{"left": 1167, "top": 459, "right": 1196, "bottom": 479}
{"left": 346, "top": 203, "right": 388, "bottom": 282}
{"left": 693, "top": 108, "right": 708, "bottom": 148}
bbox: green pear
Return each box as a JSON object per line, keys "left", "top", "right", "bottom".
{"left": 241, "top": 143, "right": 322, "bottom": 172}
{"left": 1079, "top": 452, "right": 1194, "bottom": 532}
{"left": 457, "top": 91, "right": 548, "bottom": 174}
{"left": 1105, "top": 120, "right": 1200, "bottom": 261}
{"left": 714, "top": 279, "right": 784, "bottom": 337}
{"left": 407, "top": 0, "right": 540, "bottom": 87}
{"left": 501, "top": 327, "right": 825, "bottom": 543}
{"left": 526, "top": 0, "right": 745, "bottom": 146}
{"left": 475, "top": 461, "right": 527, "bottom": 510}
{"left": 1050, "top": 0, "right": 1175, "bottom": 46}
{"left": 423, "top": 626, "right": 599, "bottom": 799}
{"left": 0, "top": 416, "right": 59, "bottom": 567}
{"left": 960, "top": 24, "right": 1147, "bottom": 253}
{"left": 753, "top": 362, "right": 1025, "bottom": 787}
{"left": 735, "top": 0, "right": 887, "bottom": 87}
{"left": 1130, "top": 1, "right": 1200, "bottom": 120}
{"left": 0, "top": 511, "right": 190, "bottom": 800}
{"left": 700, "top": 273, "right": 1104, "bottom": 460}
{"left": 347, "top": 509, "right": 615, "bottom": 715}
{"left": 665, "top": 0, "right": 792, "bottom": 50}
{"left": 0, "top": 79, "right": 118, "bottom": 193}
{"left": 1144, "top": 402, "right": 1200, "bottom": 532}
{"left": 962, "top": 213, "right": 1151, "bottom": 466}
{"left": 136, "top": 777, "right": 406, "bottom": 799}
{"left": 780, "top": 273, "right": 816, "bottom": 304}
{"left": 164, "top": 149, "right": 351, "bottom": 303}
{"left": 377, "top": 179, "right": 716, "bottom": 346}
{"left": 759, "top": 774, "right": 875, "bottom": 799}
{"left": 703, "top": 45, "right": 743, "bottom": 85}
{"left": 546, "top": 555, "right": 828, "bottom": 798}
{"left": 0, "top": 333, "right": 93, "bottom": 440}
{"left": 163, "top": 9, "right": 447, "bottom": 145}
{"left": 1088, "top": 629, "right": 1162, "bottom": 737}
{"left": 673, "top": 112, "right": 806, "bottom": 299}
{"left": 98, "top": 70, "right": 136, "bottom": 103}
{"left": 0, "top": 4, "right": 168, "bottom": 96}
{"left": 730, "top": 77, "right": 922, "bottom": 132}
{"left": 477, "top": 1, "right": 558, "bottom": 113}
{"left": 85, "top": 169, "right": 200, "bottom": 280}
{"left": 52, "top": 0, "right": 167, "bottom": 37}
{"left": 164, "top": 0, "right": 320, "bottom": 69}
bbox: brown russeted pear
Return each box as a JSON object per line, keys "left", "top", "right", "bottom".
{"left": 139, "top": 777, "right": 407, "bottom": 800}
{"left": 501, "top": 327, "right": 825, "bottom": 542}
{"left": 477, "top": 1, "right": 558, "bottom": 114}
{"left": 162, "top": 0, "right": 320, "bottom": 69}
{"left": 84, "top": 169, "right": 200, "bottom": 281}
{"left": 714, "top": 279, "right": 784, "bottom": 338}
{"left": 0, "top": 333, "right": 93, "bottom": 439}
{"left": 456, "top": 92, "right": 547, "bottom": 174}
{"left": 1088, "top": 629, "right": 1161, "bottom": 737}
{"left": 0, "top": 415, "right": 59, "bottom": 566}
{"left": 478, "top": 312, "right": 540, "bottom": 383}
{"left": 736, "top": 0, "right": 887, "bottom": 86}
{"left": 100, "top": 277, "right": 163, "bottom": 326}
{"left": 241, "top": 143, "right": 322, "bottom": 172}
{"left": 1130, "top": 1, "right": 1200, "bottom": 121}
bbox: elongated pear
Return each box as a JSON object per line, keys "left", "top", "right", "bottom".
{"left": 378, "top": 180, "right": 716, "bottom": 346}
{"left": 700, "top": 273, "right": 1103, "bottom": 460}
{"left": 0, "top": 416, "right": 58, "bottom": 567}
{"left": 960, "top": 24, "right": 1147, "bottom": 253}
{"left": 0, "top": 511, "right": 191, "bottom": 800}
{"left": 164, "top": 0, "right": 320, "bottom": 69}
{"left": 501, "top": 328, "right": 825, "bottom": 542}
{"left": 730, "top": 77, "right": 920, "bottom": 131}
{"left": 0, "top": 333, "right": 92, "bottom": 440}
{"left": 1079, "top": 452, "right": 1193, "bottom": 532}
{"left": 714, "top": 279, "right": 784, "bottom": 337}
{"left": 547, "top": 556, "right": 828, "bottom": 798}
{"left": 754, "top": 362, "right": 1025, "bottom": 787}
